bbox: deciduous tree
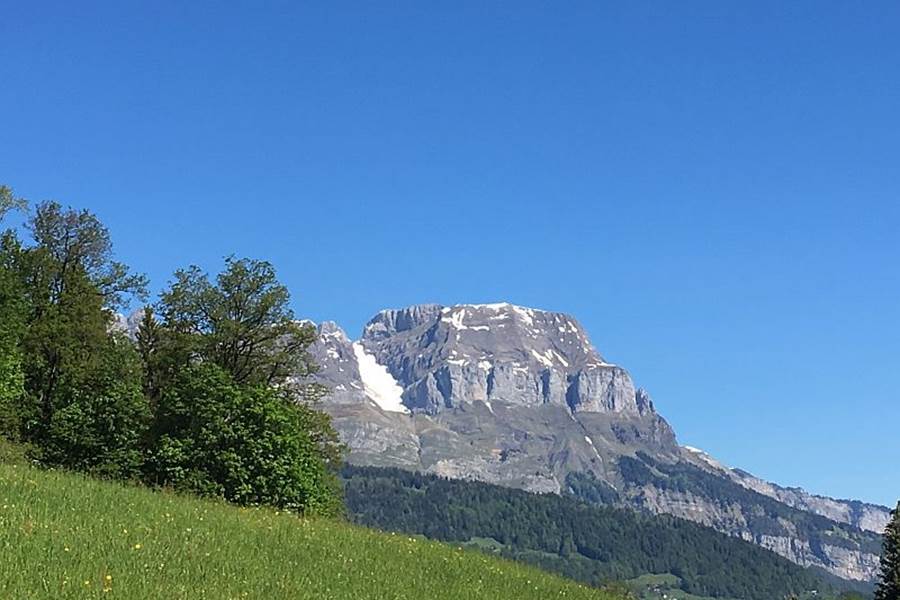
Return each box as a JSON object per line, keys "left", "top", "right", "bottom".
{"left": 15, "top": 201, "right": 149, "bottom": 475}
{"left": 0, "top": 186, "right": 27, "bottom": 438}
{"left": 157, "top": 257, "right": 316, "bottom": 387}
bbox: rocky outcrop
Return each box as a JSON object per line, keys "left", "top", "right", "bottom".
{"left": 729, "top": 467, "right": 891, "bottom": 534}
{"left": 679, "top": 446, "right": 891, "bottom": 535}
{"left": 360, "top": 303, "right": 652, "bottom": 417}
{"left": 306, "top": 302, "right": 886, "bottom": 583}
{"left": 111, "top": 309, "right": 145, "bottom": 338}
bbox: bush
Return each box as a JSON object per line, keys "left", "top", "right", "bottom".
{"left": 0, "top": 436, "right": 31, "bottom": 465}
{"left": 37, "top": 336, "right": 150, "bottom": 479}
{"left": 146, "top": 364, "right": 342, "bottom": 516}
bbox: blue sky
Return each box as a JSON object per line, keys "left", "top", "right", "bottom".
{"left": 1, "top": 1, "right": 897, "bottom": 506}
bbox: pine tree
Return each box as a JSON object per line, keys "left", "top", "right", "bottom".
{"left": 135, "top": 306, "right": 162, "bottom": 399}
{"left": 876, "top": 502, "right": 900, "bottom": 600}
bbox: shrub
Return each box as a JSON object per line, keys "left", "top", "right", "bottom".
{"left": 146, "top": 363, "right": 342, "bottom": 516}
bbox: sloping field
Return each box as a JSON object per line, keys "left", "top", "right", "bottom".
{"left": 0, "top": 463, "right": 618, "bottom": 599}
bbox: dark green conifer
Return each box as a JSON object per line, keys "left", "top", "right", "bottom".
{"left": 876, "top": 502, "right": 900, "bottom": 600}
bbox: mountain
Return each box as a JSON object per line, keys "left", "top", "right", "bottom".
{"left": 307, "top": 302, "right": 889, "bottom": 582}
{"left": 311, "top": 303, "right": 674, "bottom": 480}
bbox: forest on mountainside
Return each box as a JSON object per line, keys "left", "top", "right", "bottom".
{"left": 343, "top": 465, "right": 873, "bottom": 600}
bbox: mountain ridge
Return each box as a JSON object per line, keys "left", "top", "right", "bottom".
{"left": 680, "top": 446, "right": 891, "bottom": 535}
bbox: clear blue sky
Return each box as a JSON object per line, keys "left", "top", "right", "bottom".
{"left": 2, "top": 1, "right": 897, "bottom": 507}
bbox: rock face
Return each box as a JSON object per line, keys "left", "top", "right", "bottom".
{"left": 307, "top": 302, "right": 887, "bottom": 582}
{"left": 112, "top": 309, "right": 144, "bottom": 338}
{"left": 360, "top": 303, "right": 655, "bottom": 417}
{"left": 728, "top": 466, "right": 892, "bottom": 534}
{"left": 679, "top": 446, "right": 892, "bottom": 535}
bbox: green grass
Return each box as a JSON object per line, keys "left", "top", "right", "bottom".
{"left": 0, "top": 463, "right": 621, "bottom": 599}
{"left": 624, "top": 574, "right": 722, "bottom": 600}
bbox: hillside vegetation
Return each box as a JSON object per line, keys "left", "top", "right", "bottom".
{"left": 0, "top": 190, "right": 344, "bottom": 519}
{"left": 343, "top": 465, "right": 862, "bottom": 600}
{"left": 0, "top": 462, "right": 621, "bottom": 600}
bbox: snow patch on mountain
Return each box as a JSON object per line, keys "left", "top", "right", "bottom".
{"left": 683, "top": 445, "right": 728, "bottom": 470}
{"left": 440, "top": 306, "right": 490, "bottom": 331}
{"left": 584, "top": 435, "right": 602, "bottom": 460}
{"left": 512, "top": 305, "right": 535, "bottom": 326}
{"left": 351, "top": 342, "right": 410, "bottom": 414}
{"left": 530, "top": 348, "right": 553, "bottom": 367}
{"left": 469, "top": 302, "right": 512, "bottom": 311}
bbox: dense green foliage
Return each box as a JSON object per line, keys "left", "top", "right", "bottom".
{"left": 0, "top": 462, "right": 620, "bottom": 599}
{"left": 140, "top": 257, "right": 343, "bottom": 514}
{"left": 0, "top": 185, "right": 342, "bottom": 516}
{"left": 12, "top": 200, "right": 151, "bottom": 476}
{"left": 343, "top": 465, "right": 846, "bottom": 600}
{"left": 0, "top": 235, "right": 27, "bottom": 439}
{"left": 875, "top": 503, "right": 900, "bottom": 600}
{"left": 145, "top": 363, "right": 342, "bottom": 515}
{"left": 155, "top": 257, "right": 319, "bottom": 389}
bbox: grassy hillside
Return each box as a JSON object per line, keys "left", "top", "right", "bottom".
{"left": 0, "top": 463, "right": 619, "bottom": 600}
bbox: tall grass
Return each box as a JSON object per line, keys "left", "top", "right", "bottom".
{"left": 0, "top": 463, "right": 619, "bottom": 599}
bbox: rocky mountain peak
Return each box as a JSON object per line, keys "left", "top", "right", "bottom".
{"left": 350, "top": 302, "right": 650, "bottom": 416}
{"left": 318, "top": 320, "right": 351, "bottom": 343}
{"left": 363, "top": 302, "right": 613, "bottom": 371}
{"left": 363, "top": 303, "right": 444, "bottom": 340}
{"left": 310, "top": 303, "right": 659, "bottom": 420}
{"left": 111, "top": 308, "right": 145, "bottom": 339}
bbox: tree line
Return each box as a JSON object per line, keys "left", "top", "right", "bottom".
{"left": 0, "top": 185, "right": 343, "bottom": 516}
{"left": 342, "top": 464, "right": 881, "bottom": 600}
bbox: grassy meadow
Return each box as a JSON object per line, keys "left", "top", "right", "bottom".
{"left": 0, "top": 462, "right": 620, "bottom": 600}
